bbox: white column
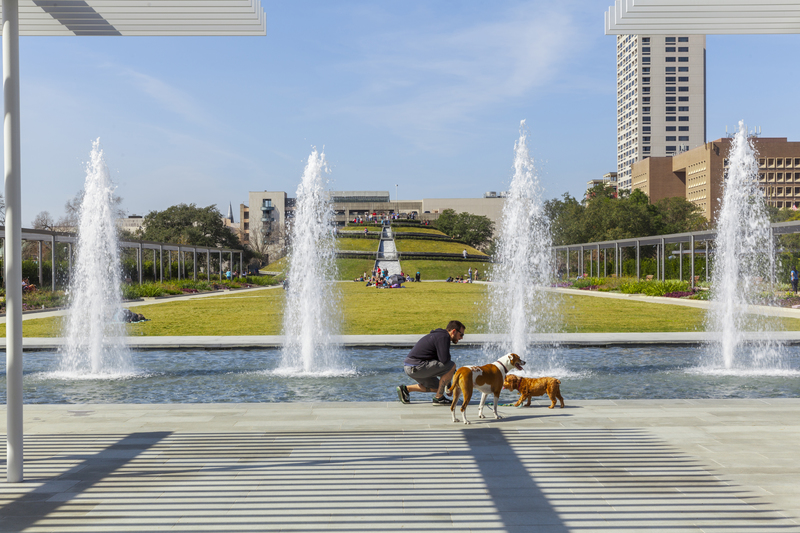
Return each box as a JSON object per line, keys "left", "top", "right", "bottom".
{"left": 3, "top": 0, "right": 23, "bottom": 483}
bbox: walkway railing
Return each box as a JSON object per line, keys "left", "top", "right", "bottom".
{"left": 552, "top": 220, "right": 800, "bottom": 284}
{"left": 1, "top": 226, "right": 245, "bottom": 290}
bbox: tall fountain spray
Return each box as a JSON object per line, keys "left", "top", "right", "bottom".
{"left": 486, "top": 121, "right": 559, "bottom": 365}
{"left": 703, "top": 120, "right": 786, "bottom": 372}
{"left": 278, "top": 148, "right": 348, "bottom": 376}
{"left": 59, "top": 139, "right": 132, "bottom": 376}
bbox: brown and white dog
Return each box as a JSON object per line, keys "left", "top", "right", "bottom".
{"left": 446, "top": 353, "right": 525, "bottom": 424}
{"left": 503, "top": 374, "right": 565, "bottom": 409}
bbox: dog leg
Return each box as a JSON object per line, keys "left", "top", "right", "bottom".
{"left": 548, "top": 392, "right": 556, "bottom": 409}
{"left": 514, "top": 394, "right": 524, "bottom": 408}
{"left": 477, "top": 393, "right": 488, "bottom": 419}
{"left": 525, "top": 397, "right": 532, "bottom": 407}
{"left": 492, "top": 393, "right": 502, "bottom": 420}
{"left": 450, "top": 386, "right": 461, "bottom": 423}
{"left": 460, "top": 390, "right": 472, "bottom": 425}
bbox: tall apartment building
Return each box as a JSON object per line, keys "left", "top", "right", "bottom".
{"left": 616, "top": 34, "right": 707, "bottom": 190}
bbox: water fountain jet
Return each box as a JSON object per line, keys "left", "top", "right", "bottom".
{"left": 702, "top": 120, "right": 787, "bottom": 374}
{"left": 486, "top": 121, "right": 560, "bottom": 371}
{"left": 59, "top": 139, "right": 132, "bottom": 377}
{"left": 277, "top": 148, "right": 350, "bottom": 376}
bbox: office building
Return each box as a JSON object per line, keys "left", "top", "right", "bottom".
{"left": 617, "top": 34, "right": 706, "bottom": 190}
{"left": 631, "top": 136, "right": 800, "bottom": 221}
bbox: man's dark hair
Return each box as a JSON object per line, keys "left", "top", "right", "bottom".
{"left": 446, "top": 320, "right": 465, "bottom": 332}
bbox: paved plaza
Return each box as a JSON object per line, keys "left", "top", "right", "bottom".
{"left": 0, "top": 399, "right": 799, "bottom": 532}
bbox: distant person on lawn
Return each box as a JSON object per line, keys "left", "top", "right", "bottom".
{"left": 396, "top": 320, "right": 466, "bottom": 405}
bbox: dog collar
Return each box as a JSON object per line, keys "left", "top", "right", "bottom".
{"left": 494, "top": 360, "right": 510, "bottom": 375}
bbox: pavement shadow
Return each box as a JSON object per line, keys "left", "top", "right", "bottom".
{"left": 0, "top": 428, "right": 797, "bottom": 532}
{"left": 0, "top": 432, "right": 170, "bottom": 532}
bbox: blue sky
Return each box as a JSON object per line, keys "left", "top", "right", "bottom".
{"left": 10, "top": 0, "right": 800, "bottom": 223}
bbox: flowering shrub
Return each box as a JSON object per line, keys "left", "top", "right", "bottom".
{"left": 664, "top": 290, "right": 695, "bottom": 298}
{"left": 579, "top": 285, "right": 599, "bottom": 291}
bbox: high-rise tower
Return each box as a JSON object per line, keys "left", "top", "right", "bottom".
{"left": 616, "top": 34, "right": 706, "bottom": 191}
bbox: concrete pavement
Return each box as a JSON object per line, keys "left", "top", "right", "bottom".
{"left": 1, "top": 400, "right": 799, "bottom": 532}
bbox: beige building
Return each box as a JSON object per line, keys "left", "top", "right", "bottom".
{"left": 631, "top": 137, "right": 800, "bottom": 221}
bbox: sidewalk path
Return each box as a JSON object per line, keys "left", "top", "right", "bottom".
{"left": 0, "top": 400, "right": 798, "bottom": 532}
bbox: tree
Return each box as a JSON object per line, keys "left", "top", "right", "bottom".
{"left": 434, "top": 209, "right": 494, "bottom": 249}
{"left": 435, "top": 209, "right": 458, "bottom": 236}
{"left": 451, "top": 212, "right": 494, "bottom": 249}
{"left": 60, "top": 189, "right": 125, "bottom": 229}
{"left": 31, "top": 211, "right": 57, "bottom": 231}
{"left": 140, "top": 203, "right": 243, "bottom": 250}
{"left": 654, "top": 197, "right": 708, "bottom": 234}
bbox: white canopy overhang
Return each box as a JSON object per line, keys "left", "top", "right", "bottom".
{"left": 2, "top": 0, "right": 266, "bottom": 36}
{"left": 2, "top": 0, "right": 265, "bottom": 484}
{"left": 605, "top": 0, "right": 800, "bottom": 34}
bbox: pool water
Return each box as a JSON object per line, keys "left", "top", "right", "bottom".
{"left": 2, "top": 345, "right": 800, "bottom": 404}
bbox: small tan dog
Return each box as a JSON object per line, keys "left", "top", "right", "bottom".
{"left": 503, "top": 374, "right": 565, "bottom": 409}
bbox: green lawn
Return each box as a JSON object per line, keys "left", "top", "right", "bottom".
{"left": 393, "top": 227, "right": 447, "bottom": 235}
{"left": 399, "top": 260, "right": 491, "bottom": 281}
{"left": 336, "top": 237, "right": 379, "bottom": 252}
{"left": 394, "top": 239, "right": 485, "bottom": 255}
{"left": 15, "top": 283, "right": 800, "bottom": 337}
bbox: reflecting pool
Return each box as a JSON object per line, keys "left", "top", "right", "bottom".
{"left": 2, "top": 345, "right": 799, "bottom": 404}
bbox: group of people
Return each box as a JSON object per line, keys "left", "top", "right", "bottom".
{"left": 445, "top": 267, "right": 478, "bottom": 283}
{"left": 359, "top": 268, "right": 421, "bottom": 288}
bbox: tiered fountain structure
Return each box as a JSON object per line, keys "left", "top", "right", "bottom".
{"left": 486, "top": 121, "right": 559, "bottom": 368}
{"left": 278, "top": 148, "right": 349, "bottom": 376}
{"left": 702, "top": 121, "right": 787, "bottom": 373}
{"left": 59, "top": 139, "right": 132, "bottom": 376}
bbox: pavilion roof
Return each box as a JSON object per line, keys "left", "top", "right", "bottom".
{"left": 605, "top": 0, "right": 800, "bottom": 34}
{"left": 1, "top": 0, "right": 266, "bottom": 36}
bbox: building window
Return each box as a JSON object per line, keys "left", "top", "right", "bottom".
{"left": 666, "top": 96, "right": 676, "bottom": 103}
{"left": 643, "top": 107, "right": 650, "bottom": 113}
{"left": 678, "top": 106, "right": 689, "bottom": 112}
{"left": 678, "top": 86, "right": 689, "bottom": 92}
{"left": 666, "top": 87, "right": 676, "bottom": 93}
{"left": 643, "top": 67, "right": 650, "bottom": 73}
{"left": 666, "top": 57, "right": 676, "bottom": 62}
{"left": 666, "top": 37, "right": 676, "bottom": 43}
{"left": 678, "top": 47, "right": 689, "bottom": 52}
{"left": 643, "top": 37, "right": 650, "bottom": 43}
{"left": 642, "top": 47, "right": 650, "bottom": 53}
{"left": 679, "top": 136, "right": 689, "bottom": 141}
{"left": 642, "top": 56, "right": 650, "bottom": 63}
{"left": 678, "top": 66, "right": 689, "bottom": 72}
{"left": 666, "top": 76, "right": 676, "bottom": 83}
{"left": 666, "top": 46, "right": 676, "bottom": 52}
{"left": 667, "top": 146, "right": 677, "bottom": 151}
{"left": 666, "top": 116, "right": 676, "bottom": 122}
{"left": 643, "top": 136, "right": 651, "bottom": 142}
{"left": 679, "top": 126, "right": 689, "bottom": 131}
{"left": 678, "top": 76, "right": 689, "bottom": 82}
{"left": 678, "top": 116, "right": 689, "bottom": 121}
{"left": 678, "top": 96, "right": 689, "bottom": 102}
{"left": 642, "top": 77, "right": 650, "bottom": 83}
{"left": 678, "top": 57, "right": 689, "bottom": 62}
{"left": 678, "top": 37, "right": 688, "bottom": 42}
{"left": 666, "top": 107, "right": 676, "bottom": 113}
{"left": 666, "top": 136, "right": 676, "bottom": 141}
{"left": 643, "top": 97, "right": 650, "bottom": 103}
{"left": 642, "top": 87, "right": 650, "bottom": 93}
{"left": 666, "top": 67, "right": 676, "bottom": 73}
{"left": 643, "top": 116, "right": 651, "bottom": 122}
{"left": 666, "top": 126, "right": 676, "bottom": 131}
{"left": 643, "top": 126, "right": 651, "bottom": 132}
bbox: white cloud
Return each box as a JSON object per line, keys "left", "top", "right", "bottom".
{"left": 321, "top": 3, "right": 586, "bottom": 146}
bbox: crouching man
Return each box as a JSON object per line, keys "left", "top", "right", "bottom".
{"left": 396, "top": 320, "right": 466, "bottom": 405}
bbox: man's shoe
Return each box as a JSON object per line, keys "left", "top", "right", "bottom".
{"left": 396, "top": 385, "right": 410, "bottom": 404}
{"left": 431, "top": 395, "right": 452, "bottom": 405}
